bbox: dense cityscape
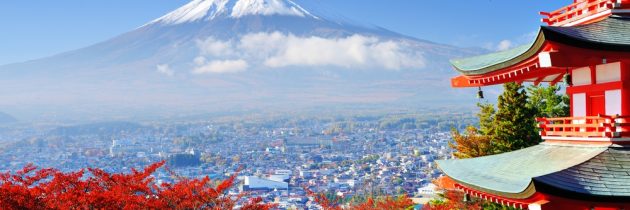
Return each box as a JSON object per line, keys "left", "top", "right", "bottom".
{"left": 0, "top": 111, "right": 475, "bottom": 209}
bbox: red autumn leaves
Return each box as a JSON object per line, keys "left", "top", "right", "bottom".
{"left": 0, "top": 161, "right": 273, "bottom": 210}
{"left": 306, "top": 188, "right": 414, "bottom": 210}
{"left": 0, "top": 161, "right": 415, "bottom": 209}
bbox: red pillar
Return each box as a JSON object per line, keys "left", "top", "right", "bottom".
{"left": 621, "top": 61, "right": 630, "bottom": 116}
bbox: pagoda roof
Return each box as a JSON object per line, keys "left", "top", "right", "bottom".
{"left": 451, "top": 16, "right": 630, "bottom": 76}
{"left": 535, "top": 146, "right": 630, "bottom": 201}
{"left": 436, "top": 143, "right": 609, "bottom": 199}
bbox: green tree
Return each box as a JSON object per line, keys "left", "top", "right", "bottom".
{"left": 448, "top": 102, "right": 496, "bottom": 159}
{"left": 477, "top": 102, "right": 496, "bottom": 136}
{"left": 493, "top": 82, "right": 540, "bottom": 153}
{"left": 526, "top": 85, "right": 569, "bottom": 118}
{"left": 450, "top": 126, "right": 494, "bottom": 159}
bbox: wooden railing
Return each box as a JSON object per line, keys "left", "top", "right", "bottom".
{"left": 540, "top": 0, "right": 615, "bottom": 26}
{"left": 536, "top": 115, "right": 630, "bottom": 139}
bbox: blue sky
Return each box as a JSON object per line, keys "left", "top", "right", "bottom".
{"left": 0, "top": 0, "right": 568, "bottom": 65}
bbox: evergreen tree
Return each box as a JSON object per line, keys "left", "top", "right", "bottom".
{"left": 493, "top": 82, "right": 540, "bottom": 153}
{"left": 526, "top": 85, "right": 570, "bottom": 118}
{"left": 449, "top": 102, "right": 496, "bottom": 159}
{"left": 477, "top": 102, "right": 496, "bottom": 136}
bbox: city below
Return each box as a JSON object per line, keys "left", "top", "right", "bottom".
{"left": 0, "top": 110, "right": 474, "bottom": 209}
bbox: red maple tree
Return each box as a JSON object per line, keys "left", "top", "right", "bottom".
{"left": 306, "top": 188, "right": 414, "bottom": 210}
{"left": 1, "top": 162, "right": 421, "bottom": 209}
{"left": 0, "top": 161, "right": 275, "bottom": 210}
{"left": 421, "top": 177, "right": 482, "bottom": 210}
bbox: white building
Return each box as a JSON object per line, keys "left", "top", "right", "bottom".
{"left": 240, "top": 176, "right": 288, "bottom": 192}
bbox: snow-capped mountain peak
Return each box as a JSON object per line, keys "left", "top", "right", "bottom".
{"left": 151, "top": 0, "right": 317, "bottom": 25}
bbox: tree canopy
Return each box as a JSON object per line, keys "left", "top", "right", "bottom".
{"left": 1, "top": 162, "right": 415, "bottom": 210}
{"left": 526, "top": 85, "right": 570, "bottom": 118}
{"left": 449, "top": 83, "right": 569, "bottom": 158}
{"left": 493, "top": 82, "right": 540, "bottom": 153}
{"left": 0, "top": 161, "right": 272, "bottom": 210}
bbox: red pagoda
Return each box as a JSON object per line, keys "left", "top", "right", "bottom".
{"left": 437, "top": 0, "right": 630, "bottom": 209}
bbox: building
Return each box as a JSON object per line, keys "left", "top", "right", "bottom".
{"left": 269, "top": 170, "right": 292, "bottom": 183}
{"left": 109, "top": 139, "right": 134, "bottom": 157}
{"left": 167, "top": 148, "right": 201, "bottom": 168}
{"left": 240, "top": 176, "right": 289, "bottom": 192}
{"left": 417, "top": 183, "right": 437, "bottom": 197}
{"left": 438, "top": 0, "right": 630, "bottom": 209}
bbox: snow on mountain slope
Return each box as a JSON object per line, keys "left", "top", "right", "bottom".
{"left": 151, "top": 0, "right": 316, "bottom": 25}
{"left": 231, "top": 0, "right": 315, "bottom": 18}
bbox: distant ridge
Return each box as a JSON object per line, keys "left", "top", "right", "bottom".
{"left": 0, "top": 112, "right": 17, "bottom": 124}
{"left": 49, "top": 121, "right": 144, "bottom": 136}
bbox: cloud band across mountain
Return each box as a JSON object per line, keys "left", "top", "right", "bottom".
{"left": 192, "top": 32, "right": 426, "bottom": 74}
{"left": 193, "top": 59, "right": 249, "bottom": 74}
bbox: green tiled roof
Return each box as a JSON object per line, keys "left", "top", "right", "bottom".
{"left": 535, "top": 146, "right": 630, "bottom": 200}
{"left": 450, "top": 44, "right": 534, "bottom": 74}
{"left": 544, "top": 16, "right": 630, "bottom": 47}
{"left": 436, "top": 143, "right": 608, "bottom": 199}
{"left": 451, "top": 16, "right": 630, "bottom": 76}
{"left": 449, "top": 30, "right": 546, "bottom": 76}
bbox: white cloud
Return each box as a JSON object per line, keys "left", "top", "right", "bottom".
{"left": 196, "top": 37, "right": 234, "bottom": 56}
{"left": 496, "top": 40, "right": 513, "bottom": 51}
{"left": 194, "top": 56, "right": 207, "bottom": 66}
{"left": 193, "top": 59, "right": 249, "bottom": 74}
{"left": 238, "top": 31, "right": 286, "bottom": 59}
{"left": 156, "top": 64, "right": 174, "bottom": 76}
{"left": 193, "top": 32, "right": 426, "bottom": 73}
{"left": 242, "top": 32, "right": 425, "bottom": 70}
{"left": 520, "top": 31, "right": 538, "bottom": 43}
{"left": 486, "top": 31, "right": 538, "bottom": 52}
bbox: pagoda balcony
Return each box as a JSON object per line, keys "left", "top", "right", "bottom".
{"left": 540, "top": 0, "right": 626, "bottom": 26}
{"left": 536, "top": 115, "right": 630, "bottom": 142}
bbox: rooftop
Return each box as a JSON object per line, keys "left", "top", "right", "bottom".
{"left": 450, "top": 16, "right": 630, "bottom": 76}
{"left": 535, "top": 146, "right": 630, "bottom": 200}
{"left": 437, "top": 143, "right": 630, "bottom": 201}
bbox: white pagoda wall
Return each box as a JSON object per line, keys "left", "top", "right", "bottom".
{"left": 569, "top": 62, "right": 623, "bottom": 117}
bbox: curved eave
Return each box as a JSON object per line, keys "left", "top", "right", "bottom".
{"left": 450, "top": 31, "right": 547, "bottom": 76}
{"left": 445, "top": 174, "right": 538, "bottom": 200}
{"left": 451, "top": 16, "right": 630, "bottom": 76}
{"left": 436, "top": 143, "right": 608, "bottom": 200}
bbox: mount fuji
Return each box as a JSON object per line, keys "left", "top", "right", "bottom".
{"left": 0, "top": 0, "right": 480, "bottom": 122}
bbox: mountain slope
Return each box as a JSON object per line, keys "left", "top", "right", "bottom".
{"left": 0, "top": 112, "right": 16, "bottom": 124}
{"left": 0, "top": 0, "right": 480, "bottom": 122}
